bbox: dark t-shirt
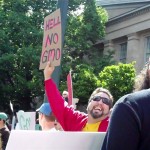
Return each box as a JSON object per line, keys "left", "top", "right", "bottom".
{"left": 0, "top": 127, "right": 10, "bottom": 150}
{"left": 102, "top": 89, "right": 150, "bottom": 150}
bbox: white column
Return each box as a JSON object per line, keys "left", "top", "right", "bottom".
{"left": 127, "top": 33, "right": 142, "bottom": 73}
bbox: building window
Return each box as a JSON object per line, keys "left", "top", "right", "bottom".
{"left": 145, "top": 36, "right": 150, "bottom": 62}
{"left": 120, "top": 42, "right": 127, "bottom": 63}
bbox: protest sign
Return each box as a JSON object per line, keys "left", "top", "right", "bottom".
{"left": 17, "top": 110, "right": 35, "bottom": 130}
{"left": 6, "top": 131, "right": 105, "bottom": 150}
{"left": 39, "top": 8, "right": 62, "bottom": 69}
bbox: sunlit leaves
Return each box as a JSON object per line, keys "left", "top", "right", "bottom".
{"left": 98, "top": 62, "right": 136, "bottom": 104}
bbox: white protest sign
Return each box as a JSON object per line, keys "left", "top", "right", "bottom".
{"left": 6, "top": 130, "right": 105, "bottom": 150}
{"left": 17, "top": 110, "right": 35, "bottom": 130}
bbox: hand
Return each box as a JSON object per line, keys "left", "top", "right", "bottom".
{"left": 44, "top": 61, "right": 55, "bottom": 80}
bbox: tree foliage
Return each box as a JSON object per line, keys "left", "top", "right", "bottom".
{"left": 0, "top": 0, "right": 113, "bottom": 112}
{"left": 0, "top": 0, "right": 57, "bottom": 112}
{"left": 62, "top": 0, "right": 109, "bottom": 69}
{"left": 59, "top": 64, "right": 100, "bottom": 103}
{"left": 98, "top": 62, "right": 136, "bottom": 104}
{"left": 72, "top": 64, "right": 100, "bottom": 103}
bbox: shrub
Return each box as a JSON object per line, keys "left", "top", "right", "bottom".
{"left": 98, "top": 62, "right": 136, "bottom": 104}
{"left": 72, "top": 64, "right": 99, "bottom": 103}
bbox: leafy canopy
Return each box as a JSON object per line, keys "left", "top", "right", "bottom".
{"left": 98, "top": 62, "right": 136, "bottom": 103}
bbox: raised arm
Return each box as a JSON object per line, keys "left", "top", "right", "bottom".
{"left": 44, "top": 62, "right": 86, "bottom": 131}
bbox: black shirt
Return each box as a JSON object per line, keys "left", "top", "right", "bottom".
{"left": 0, "top": 127, "right": 10, "bottom": 150}
{"left": 102, "top": 89, "right": 150, "bottom": 150}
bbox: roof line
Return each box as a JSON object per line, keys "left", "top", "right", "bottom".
{"left": 107, "top": 4, "right": 150, "bottom": 26}
{"left": 96, "top": 1, "right": 150, "bottom": 6}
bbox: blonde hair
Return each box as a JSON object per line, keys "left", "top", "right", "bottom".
{"left": 133, "top": 64, "right": 150, "bottom": 92}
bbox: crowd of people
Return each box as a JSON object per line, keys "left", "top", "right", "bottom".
{"left": 1, "top": 60, "right": 150, "bottom": 150}
{"left": 43, "top": 60, "right": 150, "bottom": 149}
{"left": 44, "top": 61, "right": 113, "bottom": 132}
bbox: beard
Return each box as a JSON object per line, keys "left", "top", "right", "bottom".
{"left": 89, "top": 109, "right": 103, "bottom": 119}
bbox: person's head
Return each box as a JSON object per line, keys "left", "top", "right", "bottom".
{"left": 62, "top": 91, "right": 69, "bottom": 102}
{"left": 0, "top": 112, "right": 8, "bottom": 127}
{"left": 37, "top": 103, "right": 55, "bottom": 130}
{"left": 133, "top": 60, "right": 150, "bottom": 92}
{"left": 87, "top": 88, "right": 113, "bottom": 122}
{"left": 62, "top": 91, "right": 68, "bottom": 98}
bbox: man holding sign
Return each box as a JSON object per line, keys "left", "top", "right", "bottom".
{"left": 44, "top": 62, "right": 113, "bottom": 132}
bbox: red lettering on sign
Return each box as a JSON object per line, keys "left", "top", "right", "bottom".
{"left": 42, "top": 50, "right": 48, "bottom": 63}
{"left": 53, "top": 33, "right": 58, "bottom": 44}
{"left": 56, "top": 48, "right": 61, "bottom": 60}
{"left": 48, "top": 49, "right": 55, "bottom": 61}
{"left": 41, "top": 48, "right": 61, "bottom": 63}
{"left": 45, "top": 16, "right": 61, "bottom": 31}
{"left": 45, "top": 33, "right": 59, "bottom": 48}
{"left": 45, "top": 35, "right": 52, "bottom": 48}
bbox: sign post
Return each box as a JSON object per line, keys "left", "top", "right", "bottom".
{"left": 51, "top": 0, "right": 69, "bottom": 87}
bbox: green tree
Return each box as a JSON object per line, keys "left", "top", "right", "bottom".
{"left": 73, "top": 64, "right": 100, "bottom": 103}
{"left": 98, "top": 62, "right": 136, "bottom": 104}
{"left": 59, "top": 64, "right": 100, "bottom": 103}
{"left": 0, "top": 0, "right": 92, "bottom": 112}
{"left": 0, "top": 0, "right": 57, "bottom": 112}
{"left": 62, "top": 0, "right": 109, "bottom": 71}
{"left": 0, "top": 0, "right": 112, "bottom": 112}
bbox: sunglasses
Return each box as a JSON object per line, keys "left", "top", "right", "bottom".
{"left": 91, "top": 96, "right": 111, "bottom": 106}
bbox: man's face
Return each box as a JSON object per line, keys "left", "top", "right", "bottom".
{"left": 87, "top": 92, "right": 110, "bottom": 119}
